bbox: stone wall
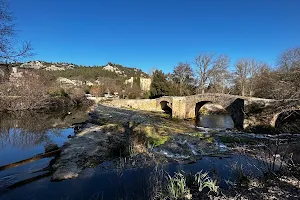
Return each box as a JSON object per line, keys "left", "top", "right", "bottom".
{"left": 104, "top": 99, "right": 160, "bottom": 112}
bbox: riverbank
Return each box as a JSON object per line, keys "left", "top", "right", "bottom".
{"left": 0, "top": 95, "right": 93, "bottom": 112}
{"left": 51, "top": 104, "right": 199, "bottom": 180}
{"left": 48, "top": 104, "right": 300, "bottom": 199}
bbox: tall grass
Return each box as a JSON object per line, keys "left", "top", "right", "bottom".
{"left": 166, "top": 171, "right": 191, "bottom": 199}
{"left": 162, "top": 170, "right": 219, "bottom": 199}
{"left": 194, "top": 170, "right": 219, "bottom": 194}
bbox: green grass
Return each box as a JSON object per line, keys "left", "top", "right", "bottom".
{"left": 164, "top": 170, "right": 219, "bottom": 199}
{"left": 194, "top": 170, "right": 219, "bottom": 194}
{"left": 166, "top": 171, "right": 191, "bottom": 200}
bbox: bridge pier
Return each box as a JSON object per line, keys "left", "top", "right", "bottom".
{"left": 171, "top": 97, "right": 187, "bottom": 119}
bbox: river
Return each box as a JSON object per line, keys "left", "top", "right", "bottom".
{"left": 196, "top": 114, "right": 234, "bottom": 129}
{"left": 0, "top": 111, "right": 266, "bottom": 200}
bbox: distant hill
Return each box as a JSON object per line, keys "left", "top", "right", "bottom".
{"left": 13, "top": 61, "right": 149, "bottom": 81}
{"left": 19, "top": 61, "right": 76, "bottom": 71}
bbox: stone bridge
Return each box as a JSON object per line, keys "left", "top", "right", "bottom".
{"left": 96, "top": 93, "right": 300, "bottom": 130}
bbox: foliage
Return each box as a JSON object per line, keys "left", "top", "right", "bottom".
{"left": 150, "top": 70, "right": 174, "bottom": 98}
{"left": 172, "top": 62, "right": 194, "bottom": 96}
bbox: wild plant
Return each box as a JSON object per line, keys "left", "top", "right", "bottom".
{"left": 194, "top": 170, "right": 219, "bottom": 194}
{"left": 165, "top": 171, "right": 191, "bottom": 200}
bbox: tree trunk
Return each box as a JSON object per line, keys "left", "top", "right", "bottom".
{"left": 241, "top": 86, "right": 245, "bottom": 96}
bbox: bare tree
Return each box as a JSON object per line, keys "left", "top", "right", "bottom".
{"left": 252, "top": 63, "right": 276, "bottom": 98}
{"left": 194, "top": 52, "right": 214, "bottom": 94}
{"left": 234, "top": 59, "right": 250, "bottom": 96}
{"left": 208, "top": 55, "right": 230, "bottom": 93}
{"left": 278, "top": 47, "right": 300, "bottom": 72}
{"left": 276, "top": 47, "right": 300, "bottom": 99}
{"left": 0, "top": 0, "right": 32, "bottom": 62}
{"left": 172, "top": 62, "right": 194, "bottom": 96}
{"left": 248, "top": 59, "right": 261, "bottom": 97}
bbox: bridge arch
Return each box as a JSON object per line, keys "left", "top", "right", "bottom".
{"left": 195, "top": 101, "right": 212, "bottom": 119}
{"left": 271, "top": 109, "right": 300, "bottom": 133}
{"left": 159, "top": 100, "right": 172, "bottom": 116}
{"left": 194, "top": 101, "right": 236, "bottom": 129}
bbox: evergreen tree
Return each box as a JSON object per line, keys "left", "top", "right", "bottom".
{"left": 150, "top": 70, "right": 173, "bottom": 98}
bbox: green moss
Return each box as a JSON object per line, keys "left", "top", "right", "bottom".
{"left": 148, "top": 135, "right": 169, "bottom": 147}
{"left": 205, "top": 137, "right": 215, "bottom": 143}
{"left": 193, "top": 132, "right": 204, "bottom": 138}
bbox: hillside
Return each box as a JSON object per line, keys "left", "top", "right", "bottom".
{"left": 1, "top": 61, "right": 152, "bottom": 97}
{"left": 13, "top": 61, "right": 149, "bottom": 82}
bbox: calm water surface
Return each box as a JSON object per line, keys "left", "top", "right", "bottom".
{"left": 1, "top": 156, "right": 264, "bottom": 200}
{"left": 0, "top": 108, "right": 89, "bottom": 195}
{"left": 196, "top": 114, "right": 234, "bottom": 129}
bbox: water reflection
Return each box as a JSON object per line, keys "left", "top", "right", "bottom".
{"left": 0, "top": 107, "right": 89, "bottom": 151}
{"left": 0, "top": 155, "right": 265, "bottom": 200}
{"left": 196, "top": 114, "right": 234, "bottom": 129}
{"left": 0, "top": 107, "right": 89, "bottom": 190}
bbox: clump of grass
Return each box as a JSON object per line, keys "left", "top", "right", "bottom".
{"left": 163, "top": 170, "right": 219, "bottom": 199}
{"left": 166, "top": 171, "right": 192, "bottom": 200}
{"left": 194, "top": 170, "right": 219, "bottom": 194}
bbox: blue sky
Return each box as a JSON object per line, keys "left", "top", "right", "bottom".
{"left": 10, "top": 0, "right": 300, "bottom": 73}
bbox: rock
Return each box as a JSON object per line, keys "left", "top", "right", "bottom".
{"left": 51, "top": 123, "right": 127, "bottom": 181}
{"left": 44, "top": 143, "right": 59, "bottom": 153}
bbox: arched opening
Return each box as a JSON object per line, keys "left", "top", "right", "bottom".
{"left": 274, "top": 110, "right": 300, "bottom": 133}
{"left": 160, "top": 101, "right": 172, "bottom": 116}
{"left": 195, "top": 101, "right": 234, "bottom": 129}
